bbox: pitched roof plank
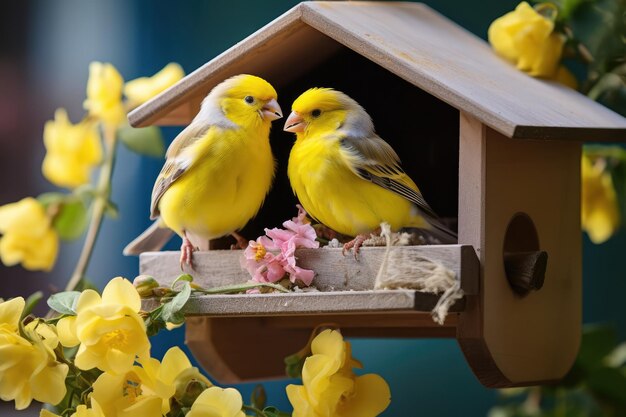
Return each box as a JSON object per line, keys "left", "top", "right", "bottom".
{"left": 129, "top": 1, "right": 626, "bottom": 141}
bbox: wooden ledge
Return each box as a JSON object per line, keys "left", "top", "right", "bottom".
{"left": 140, "top": 244, "right": 478, "bottom": 288}
{"left": 139, "top": 245, "right": 479, "bottom": 383}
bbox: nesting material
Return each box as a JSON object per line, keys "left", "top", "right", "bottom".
{"left": 374, "top": 223, "right": 463, "bottom": 324}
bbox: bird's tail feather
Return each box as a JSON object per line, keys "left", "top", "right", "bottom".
{"left": 426, "top": 219, "right": 458, "bottom": 244}
{"left": 123, "top": 221, "right": 175, "bottom": 255}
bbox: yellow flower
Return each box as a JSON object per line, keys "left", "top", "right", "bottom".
{"left": 42, "top": 399, "right": 108, "bottom": 417}
{"left": 124, "top": 63, "right": 184, "bottom": 106}
{"left": 286, "top": 330, "right": 390, "bottom": 417}
{"left": 488, "top": 2, "right": 564, "bottom": 77}
{"left": 42, "top": 108, "right": 102, "bottom": 189}
{"left": 134, "top": 347, "right": 211, "bottom": 414}
{"left": 186, "top": 386, "right": 246, "bottom": 417}
{"left": 91, "top": 371, "right": 162, "bottom": 417}
{"left": 84, "top": 62, "right": 125, "bottom": 126}
{"left": 582, "top": 154, "right": 620, "bottom": 243}
{"left": 57, "top": 277, "right": 150, "bottom": 374}
{"left": 0, "top": 297, "right": 68, "bottom": 410}
{"left": 0, "top": 197, "right": 58, "bottom": 271}
{"left": 554, "top": 65, "right": 578, "bottom": 89}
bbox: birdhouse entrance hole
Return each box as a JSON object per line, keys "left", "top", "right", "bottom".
{"left": 502, "top": 212, "right": 548, "bottom": 296}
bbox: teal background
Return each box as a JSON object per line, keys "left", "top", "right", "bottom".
{"left": 1, "top": 1, "right": 625, "bottom": 416}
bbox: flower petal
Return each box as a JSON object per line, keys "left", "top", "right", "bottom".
{"left": 102, "top": 277, "right": 141, "bottom": 311}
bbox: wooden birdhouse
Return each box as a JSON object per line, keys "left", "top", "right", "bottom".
{"left": 130, "top": 2, "right": 626, "bottom": 388}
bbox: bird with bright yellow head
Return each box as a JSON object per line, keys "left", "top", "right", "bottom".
{"left": 124, "top": 74, "right": 282, "bottom": 267}
{"left": 284, "top": 87, "right": 455, "bottom": 254}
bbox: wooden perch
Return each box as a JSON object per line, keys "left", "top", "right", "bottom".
{"left": 504, "top": 250, "right": 548, "bottom": 296}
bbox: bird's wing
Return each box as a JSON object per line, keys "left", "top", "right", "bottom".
{"left": 150, "top": 122, "right": 210, "bottom": 218}
{"left": 338, "top": 133, "right": 439, "bottom": 220}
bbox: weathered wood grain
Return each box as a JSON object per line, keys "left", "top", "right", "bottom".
{"left": 141, "top": 245, "right": 477, "bottom": 290}
{"left": 457, "top": 113, "right": 582, "bottom": 387}
{"left": 145, "top": 290, "right": 465, "bottom": 316}
{"left": 129, "top": 1, "right": 626, "bottom": 141}
{"left": 140, "top": 245, "right": 478, "bottom": 315}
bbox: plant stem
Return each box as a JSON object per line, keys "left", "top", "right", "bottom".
{"left": 64, "top": 124, "right": 118, "bottom": 292}
{"left": 193, "top": 282, "right": 291, "bottom": 294}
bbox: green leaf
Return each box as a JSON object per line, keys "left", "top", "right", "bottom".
{"left": 576, "top": 325, "right": 617, "bottom": 371}
{"left": 555, "top": 0, "right": 594, "bottom": 21}
{"left": 52, "top": 199, "right": 89, "bottom": 241}
{"left": 262, "top": 407, "right": 291, "bottom": 417}
{"left": 161, "top": 282, "right": 191, "bottom": 323}
{"left": 105, "top": 200, "right": 119, "bottom": 219}
{"left": 587, "top": 367, "right": 626, "bottom": 407}
{"left": 606, "top": 342, "right": 626, "bottom": 367}
{"left": 47, "top": 291, "right": 81, "bottom": 315}
{"left": 118, "top": 125, "right": 165, "bottom": 158}
{"left": 22, "top": 291, "right": 44, "bottom": 319}
{"left": 37, "top": 192, "right": 66, "bottom": 209}
{"left": 172, "top": 273, "right": 194, "bottom": 289}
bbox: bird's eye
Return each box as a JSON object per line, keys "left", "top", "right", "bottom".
{"left": 311, "top": 109, "right": 321, "bottom": 118}
{"left": 244, "top": 96, "right": 254, "bottom": 104}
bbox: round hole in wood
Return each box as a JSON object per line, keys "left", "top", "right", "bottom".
{"left": 502, "top": 212, "right": 548, "bottom": 296}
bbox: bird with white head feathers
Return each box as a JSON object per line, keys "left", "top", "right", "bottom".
{"left": 124, "top": 74, "right": 282, "bottom": 267}
{"left": 284, "top": 87, "right": 456, "bottom": 255}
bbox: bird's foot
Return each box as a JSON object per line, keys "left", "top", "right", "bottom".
{"left": 342, "top": 234, "right": 369, "bottom": 260}
{"left": 230, "top": 232, "right": 248, "bottom": 250}
{"left": 180, "top": 234, "right": 196, "bottom": 271}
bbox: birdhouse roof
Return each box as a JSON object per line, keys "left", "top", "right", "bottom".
{"left": 128, "top": 1, "right": 626, "bottom": 141}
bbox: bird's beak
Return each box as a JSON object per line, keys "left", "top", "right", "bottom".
{"left": 284, "top": 111, "right": 306, "bottom": 133}
{"left": 261, "top": 99, "right": 283, "bottom": 121}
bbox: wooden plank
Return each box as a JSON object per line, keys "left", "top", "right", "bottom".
{"left": 457, "top": 113, "right": 582, "bottom": 387}
{"left": 144, "top": 290, "right": 466, "bottom": 317}
{"left": 129, "top": 1, "right": 626, "bottom": 140}
{"left": 301, "top": 2, "right": 626, "bottom": 141}
{"left": 140, "top": 245, "right": 478, "bottom": 293}
{"left": 185, "top": 312, "right": 457, "bottom": 384}
{"left": 140, "top": 245, "right": 477, "bottom": 317}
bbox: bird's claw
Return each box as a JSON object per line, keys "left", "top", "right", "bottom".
{"left": 179, "top": 235, "right": 196, "bottom": 271}
{"left": 342, "top": 234, "right": 368, "bottom": 260}
{"left": 230, "top": 232, "right": 248, "bottom": 250}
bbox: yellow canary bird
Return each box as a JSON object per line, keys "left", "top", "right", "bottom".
{"left": 284, "top": 88, "right": 456, "bottom": 254}
{"left": 124, "top": 74, "right": 282, "bottom": 267}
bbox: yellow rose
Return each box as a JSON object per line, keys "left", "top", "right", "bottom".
{"left": 134, "top": 347, "right": 211, "bottom": 414}
{"left": 124, "top": 63, "right": 184, "bottom": 106}
{"left": 286, "top": 330, "right": 390, "bottom": 417}
{"left": 488, "top": 2, "right": 564, "bottom": 77}
{"left": 42, "top": 108, "right": 102, "bottom": 189}
{"left": 186, "top": 387, "right": 246, "bottom": 417}
{"left": 83, "top": 62, "right": 125, "bottom": 126}
{"left": 581, "top": 154, "right": 620, "bottom": 243}
{"left": 0, "top": 197, "right": 58, "bottom": 271}
{"left": 91, "top": 371, "right": 162, "bottom": 417}
{"left": 0, "top": 297, "right": 68, "bottom": 410}
{"left": 57, "top": 277, "right": 150, "bottom": 374}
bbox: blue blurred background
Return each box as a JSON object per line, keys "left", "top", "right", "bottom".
{"left": 1, "top": 1, "right": 625, "bottom": 416}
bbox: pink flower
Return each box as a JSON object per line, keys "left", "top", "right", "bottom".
{"left": 242, "top": 206, "right": 319, "bottom": 286}
{"left": 242, "top": 241, "right": 286, "bottom": 283}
